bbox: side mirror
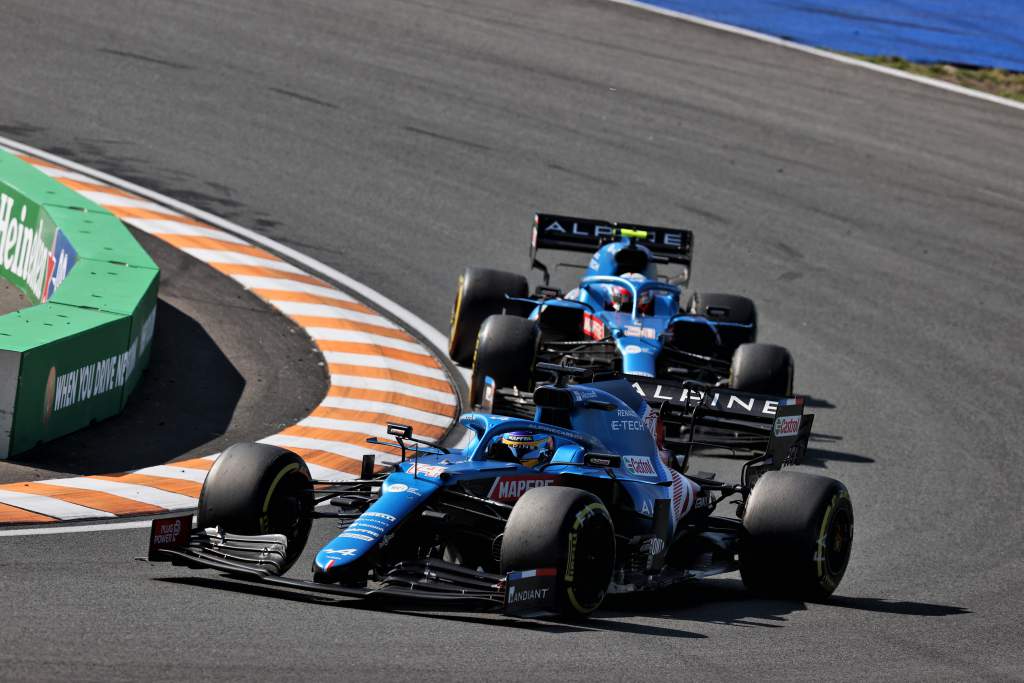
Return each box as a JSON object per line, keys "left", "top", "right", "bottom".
{"left": 387, "top": 423, "right": 413, "bottom": 439}
{"left": 549, "top": 444, "right": 585, "bottom": 465}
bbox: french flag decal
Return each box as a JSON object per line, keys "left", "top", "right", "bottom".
{"left": 508, "top": 568, "right": 557, "bottom": 580}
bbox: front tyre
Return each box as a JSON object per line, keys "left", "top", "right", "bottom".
{"left": 197, "top": 442, "right": 314, "bottom": 574}
{"left": 739, "top": 471, "right": 853, "bottom": 601}
{"left": 501, "top": 486, "right": 615, "bottom": 619}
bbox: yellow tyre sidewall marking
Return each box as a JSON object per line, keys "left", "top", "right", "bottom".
{"left": 449, "top": 274, "right": 466, "bottom": 354}
{"left": 260, "top": 462, "right": 300, "bottom": 534}
{"left": 565, "top": 501, "right": 612, "bottom": 614}
{"left": 815, "top": 490, "right": 850, "bottom": 591}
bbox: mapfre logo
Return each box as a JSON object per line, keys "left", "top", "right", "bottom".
{"left": 487, "top": 475, "right": 556, "bottom": 503}
{"left": 774, "top": 415, "right": 801, "bottom": 437}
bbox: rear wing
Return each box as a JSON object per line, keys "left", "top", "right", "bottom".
{"left": 631, "top": 378, "right": 813, "bottom": 490}
{"left": 530, "top": 213, "right": 693, "bottom": 267}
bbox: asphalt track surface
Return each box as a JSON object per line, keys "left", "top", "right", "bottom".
{"left": 2, "top": 0, "right": 1023, "bottom": 680}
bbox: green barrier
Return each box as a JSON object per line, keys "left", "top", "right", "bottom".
{"left": 0, "top": 149, "right": 159, "bottom": 457}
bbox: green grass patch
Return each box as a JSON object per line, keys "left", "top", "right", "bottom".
{"left": 856, "top": 55, "right": 1024, "bottom": 103}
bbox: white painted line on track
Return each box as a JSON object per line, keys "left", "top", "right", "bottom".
{"left": 259, "top": 434, "right": 397, "bottom": 461}
{"left": 182, "top": 249, "right": 307, "bottom": 273}
{"left": 0, "top": 490, "right": 117, "bottom": 520}
{"left": 36, "top": 477, "right": 197, "bottom": 509}
{"left": 231, "top": 276, "right": 356, "bottom": 301}
{"left": 319, "top": 396, "right": 454, "bottom": 426}
{"left": 25, "top": 164, "right": 109, "bottom": 185}
{"left": 304, "top": 328, "right": 432, "bottom": 355}
{"left": 74, "top": 191, "right": 168, "bottom": 210}
{"left": 128, "top": 219, "right": 250, "bottom": 244}
{"left": 298, "top": 416, "right": 438, "bottom": 442}
{"left": 0, "top": 519, "right": 159, "bottom": 537}
{"left": 607, "top": 0, "right": 1024, "bottom": 114}
{"left": 330, "top": 375, "right": 458, "bottom": 405}
{"left": 322, "top": 352, "right": 446, "bottom": 380}
{"left": 273, "top": 301, "right": 398, "bottom": 328}
{"left": 132, "top": 465, "right": 210, "bottom": 483}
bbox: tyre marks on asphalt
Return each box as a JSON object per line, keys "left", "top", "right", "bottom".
{"left": 0, "top": 147, "right": 458, "bottom": 524}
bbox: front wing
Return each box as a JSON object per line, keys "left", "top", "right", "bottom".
{"left": 146, "top": 515, "right": 556, "bottom": 616}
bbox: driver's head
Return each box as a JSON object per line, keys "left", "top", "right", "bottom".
{"left": 620, "top": 273, "right": 654, "bottom": 315}
{"left": 637, "top": 290, "right": 654, "bottom": 315}
{"left": 496, "top": 430, "right": 554, "bottom": 468}
{"left": 598, "top": 283, "right": 632, "bottom": 312}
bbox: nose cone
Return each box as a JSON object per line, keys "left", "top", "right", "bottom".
{"left": 618, "top": 338, "right": 658, "bottom": 377}
{"left": 311, "top": 473, "right": 439, "bottom": 583}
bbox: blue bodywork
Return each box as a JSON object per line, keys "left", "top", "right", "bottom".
{"left": 528, "top": 238, "right": 750, "bottom": 378}
{"left": 313, "top": 379, "right": 699, "bottom": 580}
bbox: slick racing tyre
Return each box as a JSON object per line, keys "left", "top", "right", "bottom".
{"left": 729, "top": 343, "right": 794, "bottom": 396}
{"left": 197, "top": 442, "right": 314, "bottom": 574}
{"left": 470, "top": 314, "right": 538, "bottom": 406}
{"left": 501, "top": 486, "right": 615, "bottom": 619}
{"left": 449, "top": 267, "right": 529, "bottom": 366}
{"left": 739, "top": 471, "right": 853, "bottom": 601}
{"left": 686, "top": 292, "right": 757, "bottom": 329}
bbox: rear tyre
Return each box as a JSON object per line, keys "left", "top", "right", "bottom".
{"left": 729, "top": 343, "right": 794, "bottom": 395}
{"left": 449, "top": 267, "right": 529, "bottom": 366}
{"left": 501, "top": 486, "right": 615, "bottom": 619}
{"left": 669, "top": 292, "right": 756, "bottom": 359}
{"left": 687, "top": 292, "right": 757, "bottom": 328}
{"left": 197, "top": 442, "right": 313, "bottom": 574}
{"left": 470, "top": 314, "right": 538, "bottom": 406}
{"left": 739, "top": 471, "right": 853, "bottom": 601}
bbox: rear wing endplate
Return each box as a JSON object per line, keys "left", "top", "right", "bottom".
{"left": 746, "top": 398, "right": 814, "bottom": 489}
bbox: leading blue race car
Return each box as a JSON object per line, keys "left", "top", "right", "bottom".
{"left": 447, "top": 214, "right": 795, "bottom": 412}
{"left": 147, "top": 365, "right": 853, "bottom": 619}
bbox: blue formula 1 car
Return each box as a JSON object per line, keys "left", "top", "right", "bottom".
{"left": 147, "top": 366, "right": 853, "bottom": 619}
{"left": 448, "top": 214, "right": 795, "bottom": 412}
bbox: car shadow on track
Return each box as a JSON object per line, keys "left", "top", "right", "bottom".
{"left": 799, "top": 395, "right": 836, "bottom": 409}
{"left": 155, "top": 573, "right": 966, "bottom": 639}
{"left": 802, "top": 447, "right": 875, "bottom": 468}
{"left": 598, "top": 578, "right": 969, "bottom": 627}
{"left": 154, "top": 575, "right": 705, "bottom": 638}
{"left": 801, "top": 430, "right": 875, "bottom": 468}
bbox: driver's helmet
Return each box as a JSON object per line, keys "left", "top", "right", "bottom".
{"left": 491, "top": 430, "right": 555, "bottom": 468}
{"left": 598, "top": 283, "right": 632, "bottom": 312}
{"left": 621, "top": 273, "right": 655, "bottom": 315}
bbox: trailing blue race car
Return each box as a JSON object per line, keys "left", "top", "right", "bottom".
{"left": 448, "top": 214, "right": 795, "bottom": 412}
{"left": 147, "top": 365, "right": 853, "bottom": 619}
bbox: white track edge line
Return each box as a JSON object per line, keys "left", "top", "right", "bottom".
{"left": 0, "top": 519, "right": 172, "bottom": 537}
{"left": 606, "top": 0, "right": 1024, "bottom": 114}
